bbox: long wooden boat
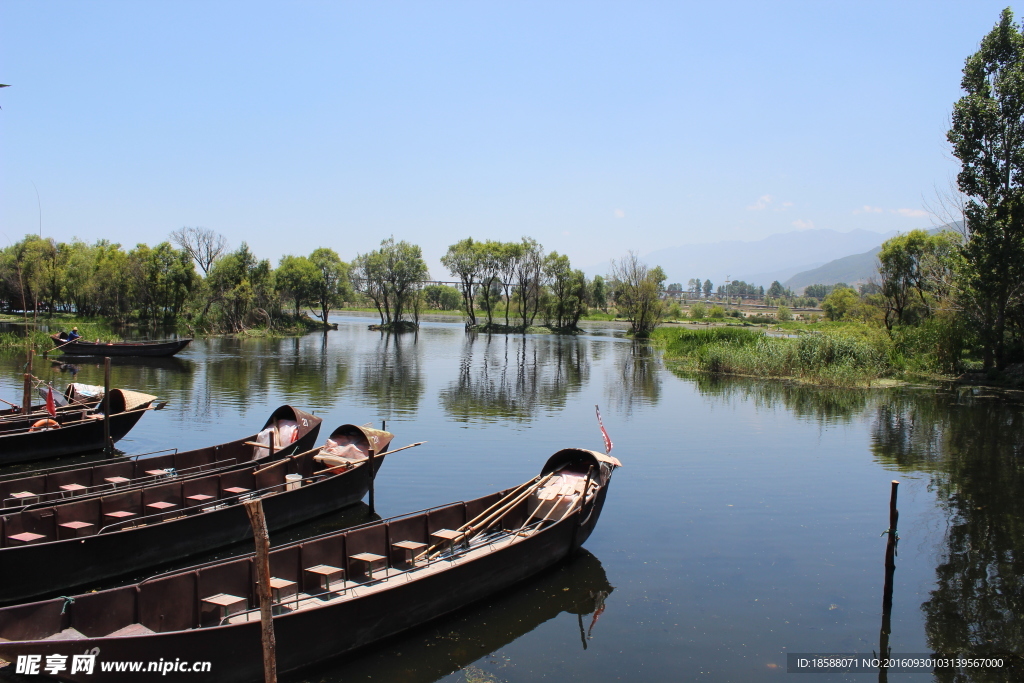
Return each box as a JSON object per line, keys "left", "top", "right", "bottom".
{"left": 0, "top": 390, "right": 158, "bottom": 465}
{"left": 0, "top": 423, "right": 392, "bottom": 605}
{"left": 317, "top": 549, "right": 612, "bottom": 683}
{"left": 0, "top": 405, "right": 322, "bottom": 511}
{"left": 50, "top": 334, "right": 193, "bottom": 357}
{"left": 0, "top": 448, "right": 618, "bottom": 682}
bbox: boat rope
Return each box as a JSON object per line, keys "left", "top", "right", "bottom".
{"left": 59, "top": 596, "right": 75, "bottom": 614}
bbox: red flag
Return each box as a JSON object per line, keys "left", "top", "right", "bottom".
{"left": 595, "top": 405, "right": 613, "bottom": 454}
{"left": 45, "top": 386, "right": 57, "bottom": 419}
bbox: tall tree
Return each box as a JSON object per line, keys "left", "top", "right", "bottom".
{"left": 308, "top": 248, "right": 351, "bottom": 327}
{"left": 611, "top": 252, "right": 666, "bottom": 337}
{"left": 948, "top": 8, "right": 1024, "bottom": 368}
{"left": 441, "top": 238, "right": 482, "bottom": 326}
{"left": 170, "top": 226, "right": 227, "bottom": 275}
{"left": 276, "top": 255, "right": 320, "bottom": 318}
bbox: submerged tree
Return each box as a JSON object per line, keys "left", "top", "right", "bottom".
{"left": 353, "top": 238, "right": 428, "bottom": 329}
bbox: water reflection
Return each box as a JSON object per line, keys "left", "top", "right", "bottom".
{"left": 287, "top": 550, "right": 613, "bottom": 683}
{"left": 440, "top": 334, "right": 590, "bottom": 423}
{"left": 687, "top": 373, "right": 873, "bottom": 424}
{"left": 869, "top": 389, "right": 1024, "bottom": 680}
{"left": 358, "top": 332, "right": 424, "bottom": 417}
{"left": 604, "top": 341, "right": 661, "bottom": 415}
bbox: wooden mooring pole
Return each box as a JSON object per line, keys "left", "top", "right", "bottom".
{"left": 244, "top": 498, "right": 277, "bottom": 683}
{"left": 103, "top": 357, "right": 112, "bottom": 454}
{"left": 21, "top": 349, "right": 34, "bottom": 415}
{"left": 878, "top": 480, "right": 899, "bottom": 683}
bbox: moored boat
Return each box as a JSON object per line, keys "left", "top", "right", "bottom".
{"left": 0, "top": 389, "right": 158, "bottom": 465}
{"left": 0, "top": 423, "right": 393, "bottom": 604}
{"left": 0, "top": 405, "right": 322, "bottom": 510}
{"left": 0, "top": 448, "right": 618, "bottom": 682}
{"left": 50, "top": 334, "right": 192, "bottom": 358}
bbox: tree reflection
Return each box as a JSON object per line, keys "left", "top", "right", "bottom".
{"left": 357, "top": 331, "right": 424, "bottom": 417}
{"left": 604, "top": 341, "right": 661, "bottom": 415}
{"left": 869, "top": 389, "right": 1024, "bottom": 680}
{"left": 440, "top": 334, "right": 589, "bottom": 423}
{"left": 687, "top": 373, "right": 873, "bottom": 424}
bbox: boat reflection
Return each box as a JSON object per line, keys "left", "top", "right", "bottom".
{"left": 287, "top": 549, "right": 613, "bottom": 683}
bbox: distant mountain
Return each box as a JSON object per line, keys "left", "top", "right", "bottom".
{"left": 606, "top": 228, "right": 899, "bottom": 287}
{"left": 783, "top": 247, "right": 883, "bottom": 293}
{"left": 782, "top": 221, "right": 964, "bottom": 294}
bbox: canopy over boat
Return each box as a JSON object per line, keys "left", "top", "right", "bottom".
{"left": 0, "top": 389, "right": 158, "bottom": 465}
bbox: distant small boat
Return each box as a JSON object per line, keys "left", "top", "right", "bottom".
{"left": 0, "top": 448, "right": 618, "bottom": 682}
{"left": 0, "top": 389, "right": 158, "bottom": 465}
{"left": 50, "top": 334, "right": 192, "bottom": 357}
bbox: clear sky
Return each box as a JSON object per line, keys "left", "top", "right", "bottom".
{"left": 1, "top": 1, "right": 1015, "bottom": 276}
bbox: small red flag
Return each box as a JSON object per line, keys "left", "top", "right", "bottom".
{"left": 45, "top": 387, "right": 57, "bottom": 419}
{"left": 595, "top": 405, "right": 613, "bottom": 454}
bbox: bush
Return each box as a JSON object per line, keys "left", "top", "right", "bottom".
{"left": 776, "top": 305, "right": 792, "bottom": 321}
{"left": 689, "top": 303, "right": 707, "bottom": 319}
{"left": 709, "top": 305, "right": 725, "bottom": 319}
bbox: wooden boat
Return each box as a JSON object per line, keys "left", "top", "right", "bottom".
{"left": 0, "top": 405, "right": 322, "bottom": 511}
{"left": 319, "top": 549, "right": 612, "bottom": 683}
{"left": 0, "top": 390, "right": 158, "bottom": 465}
{"left": 0, "top": 423, "right": 393, "bottom": 604}
{"left": 50, "top": 334, "right": 192, "bottom": 357}
{"left": 0, "top": 448, "right": 618, "bottom": 682}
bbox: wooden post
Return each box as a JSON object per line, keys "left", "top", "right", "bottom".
{"left": 21, "top": 349, "right": 34, "bottom": 415}
{"left": 244, "top": 498, "right": 277, "bottom": 683}
{"left": 367, "top": 447, "right": 376, "bottom": 516}
{"left": 878, "top": 480, "right": 899, "bottom": 683}
{"left": 103, "top": 357, "right": 112, "bottom": 454}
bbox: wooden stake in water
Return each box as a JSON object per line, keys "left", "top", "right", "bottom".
{"left": 878, "top": 480, "right": 899, "bottom": 683}
{"left": 21, "top": 349, "right": 34, "bottom": 415}
{"left": 244, "top": 498, "right": 277, "bottom": 683}
{"left": 103, "top": 357, "right": 112, "bottom": 454}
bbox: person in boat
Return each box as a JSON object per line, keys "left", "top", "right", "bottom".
{"left": 66, "top": 327, "right": 81, "bottom": 342}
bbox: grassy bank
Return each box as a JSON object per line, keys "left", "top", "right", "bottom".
{"left": 651, "top": 325, "right": 955, "bottom": 387}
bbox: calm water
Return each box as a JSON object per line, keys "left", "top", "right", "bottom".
{"left": 1, "top": 316, "right": 1021, "bottom": 682}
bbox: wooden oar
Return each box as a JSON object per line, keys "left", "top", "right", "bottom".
{"left": 418, "top": 470, "right": 559, "bottom": 561}
{"left": 251, "top": 446, "right": 323, "bottom": 476}
{"left": 311, "top": 441, "right": 425, "bottom": 475}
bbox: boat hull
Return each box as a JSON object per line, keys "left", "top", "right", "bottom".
{"left": 52, "top": 337, "right": 192, "bottom": 357}
{"left": 0, "top": 465, "right": 612, "bottom": 683}
{"left": 0, "top": 409, "right": 149, "bottom": 466}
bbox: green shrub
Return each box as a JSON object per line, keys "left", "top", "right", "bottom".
{"left": 689, "top": 303, "right": 707, "bottom": 319}
{"left": 709, "top": 305, "right": 725, "bottom": 319}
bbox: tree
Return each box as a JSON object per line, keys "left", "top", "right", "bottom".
{"left": 170, "top": 226, "right": 227, "bottom": 275}
{"left": 767, "top": 280, "right": 786, "bottom": 299}
{"left": 276, "top": 255, "right": 320, "bottom": 318}
{"left": 821, "top": 286, "right": 859, "bottom": 321}
{"left": 591, "top": 275, "right": 607, "bottom": 312}
{"left": 702, "top": 279, "right": 713, "bottom": 298}
{"left": 611, "top": 252, "right": 666, "bottom": 337}
{"left": 948, "top": 8, "right": 1024, "bottom": 368}
{"left": 441, "top": 238, "right": 482, "bottom": 326}
{"left": 353, "top": 238, "right": 428, "bottom": 328}
{"left": 514, "top": 237, "right": 544, "bottom": 326}
{"left": 308, "top": 248, "right": 351, "bottom": 326}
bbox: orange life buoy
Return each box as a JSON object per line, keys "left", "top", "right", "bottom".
{"left": 30, "top": 419, "right": 60, "bottom": 432}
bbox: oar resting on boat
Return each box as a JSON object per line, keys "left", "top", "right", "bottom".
{"left": 0, "top": 448, "right": 620, "bottom": 683}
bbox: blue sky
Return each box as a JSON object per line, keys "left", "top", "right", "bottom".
{"left": 1, "top": 1, "right": 1015, "bottom": 275}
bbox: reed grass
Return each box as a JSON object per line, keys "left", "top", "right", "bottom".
{"left": 652, "top": 327, "right": 893, "bottom": 387}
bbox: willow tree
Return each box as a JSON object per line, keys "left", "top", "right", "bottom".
{"left": 353, "top": 238, "right": 428, "bottom": 329}
{"left": 611, "top": 252, "right": 665, "bottom": 338}
{"left": 948, "top": 8, "right": 1024, "bottom": 369}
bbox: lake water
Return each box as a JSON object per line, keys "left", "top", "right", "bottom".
{"left": 1, "top": 316, "right": 1020, "bottom": 682}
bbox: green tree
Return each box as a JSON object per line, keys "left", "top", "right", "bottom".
{"left": 948, "top": 8, "right": 1024, "bottom": 368}
{"left": 309, "top": 248, "right": 351, "bottom": 327}
{"left": 611, "top": 252, "right": 666, "bottom": 337}
{"left": 276, "top": 255, "right": 320, "bottom": 318}
{"left": 353, "top": 238, "right": 428, "bottom": 328}
{"left": 591, "top": 274, "right": 607, "bottom": 312}
{"left": 702, "top": 279, "right": 713, "bottom": 298}
{"left": 821, "top": 286, "right": 859, "bottom": 321}
{"left": 441, "top": 238, "right": 482, "bottom": 326}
